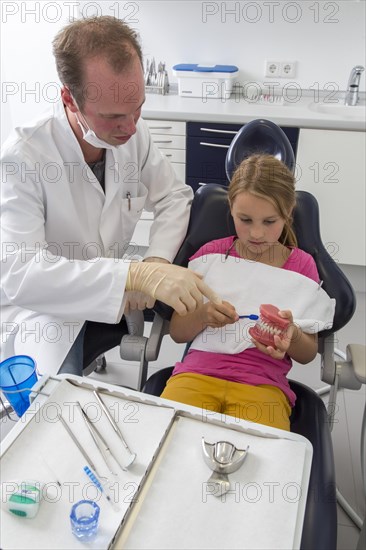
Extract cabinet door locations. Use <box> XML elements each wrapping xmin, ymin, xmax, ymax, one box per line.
<box><xmin>296</xmin><ymin>129</ymin><xmax>365</xmax><ymax>266</ymax></box>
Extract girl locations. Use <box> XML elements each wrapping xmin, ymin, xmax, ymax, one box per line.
<box><xmin>160</xmin><ymin>154</ymin><xmax>334</xmax><ymax>431</ymax></box>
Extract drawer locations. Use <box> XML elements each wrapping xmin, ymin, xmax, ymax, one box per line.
<box><xmin>159</xmin><ymin>148</ymin><xmax>186</xmax><ymax>163</ymax></box>
<box><xmin>186</xmin><ymin>136</ymin><xmax>231</xmax><ymax>181</ymax></box>
<box><xmin>146</xmin><ymin>120</ymin><xmax>186</xmax><ymax>136</ymax></box>
<box><xmin>151</xmin><ymin>134</ymin><xmax>186</xmax><ymax>149</ymax></box>
<box><xmin>171</xmin><ymin>163</ymin><xmax>186</xmax><ymax>183</ymax></box>
<box><xmin>187</xmin><ymin>121</ymin><xmax>240</xmax><ymax>138</ymax></box>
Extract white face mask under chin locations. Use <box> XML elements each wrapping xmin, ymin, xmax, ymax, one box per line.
<box><xmin>75</xmin><ymin>112</ymin><xmax>120</xmax><ymax>150</ymax></box>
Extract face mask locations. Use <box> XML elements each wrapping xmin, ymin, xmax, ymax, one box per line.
<box><xmin>75</xmin><ymin>112</ymin><xmax>119</xmax><ymax>150</ymax></box>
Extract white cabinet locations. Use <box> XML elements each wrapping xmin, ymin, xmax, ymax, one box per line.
<box><xmin>131</xmin><ymin>120</ymin><xmax>186</xmax><ymax>249</ymax></box>
<box><xmin>145</xmin><ymin>119</ymin><xmax>186</xmax><ymax>182</ymax></box>
<box><xmin>296</xmin><ymin>129</ymin><xmax>365</xmax><ymax>266</ymax></box>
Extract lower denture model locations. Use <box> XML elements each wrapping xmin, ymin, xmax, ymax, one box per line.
<box><xmin>248</xmin><ymin>304</ymin><xmax>290</xmax><ymax>347</ymax></box>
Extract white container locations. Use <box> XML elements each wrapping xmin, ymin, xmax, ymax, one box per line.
<box><xmin>172</xmin><ymin>64</ymin><xmax>239</xmax><ymax>99</ymax></box>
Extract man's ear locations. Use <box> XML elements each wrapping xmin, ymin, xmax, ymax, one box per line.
<box><xmin>61</xmin><ymin>86</ymin><xmax>78</xmax><ymax>113</ymax></box>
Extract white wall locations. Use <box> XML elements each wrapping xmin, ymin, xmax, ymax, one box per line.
<box><xmin>1</xmin><ymin>1</ymin><xmax>365</xmax><ymax>144</ymax></box>
<box><xmin>131</xmin><ymin>0</ymin><xmax>366</xmax><ymax>92</ymax></box>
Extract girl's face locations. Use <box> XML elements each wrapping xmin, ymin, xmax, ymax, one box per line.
<box><xmin>230</xmin><ymin>192</ymin><xmax>286</xmax><ymax>255</ymax></box>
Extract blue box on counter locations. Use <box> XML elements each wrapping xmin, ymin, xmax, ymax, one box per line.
<box><xmin>172</xmin><ymin>64</ymin><xmax>239</xmax><ymax>99</ymax></box>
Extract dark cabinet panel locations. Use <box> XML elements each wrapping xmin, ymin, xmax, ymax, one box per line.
<box><xmin>186</xmin><ymin>121</ymin><xmax>299</xmax><ymax>191</ymax></box>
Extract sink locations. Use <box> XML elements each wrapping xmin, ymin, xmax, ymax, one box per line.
<box><xmin>308</xmin><ymin>101</ymin><xmax>366</xmax><ymax>120</ymax></box>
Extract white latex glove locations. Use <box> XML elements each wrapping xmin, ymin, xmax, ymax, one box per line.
<box><xmin>124</xmin><ymin>291</ymin><xmax>156</xmax><ymax>315</ymax></box>
<box><xmin>126</xmin><ymin>262</ymin><xmax>222</xmax><ymax>315</ymax></box>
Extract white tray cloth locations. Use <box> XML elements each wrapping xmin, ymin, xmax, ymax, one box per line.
<box><xmin>116</xmin><ymin>415</ymin><xmax>308</xmax><ymax>550</ymax></box>
<box><xmin>0</xmin><ymin>376</ymin><xmax>312</xmax><ymax>550</ymax></box>
<box><xmin>0</xmin><ymin>378</ymin><xmax>176</xmax><ymax>550</ymax></box>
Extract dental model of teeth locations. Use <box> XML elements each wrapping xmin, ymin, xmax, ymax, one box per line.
<box><xmin>248</xmin><ymin>304</ymin><xmax>290</xmax><ymax>347</ymax></box>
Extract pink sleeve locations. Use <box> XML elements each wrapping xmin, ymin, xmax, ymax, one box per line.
<box><xmin>301</xmin><ymin>256</ymin><xmax>320</xmax><ymax>283</ymax></box>
<box><xmin>189</xmin><ymin>238</ymin><xmax>232</xmax><ymax>262</ymax></box>
<box><xmin>285</xmin><ymin>249</ymin><xmax>320</xmax><ymax>283</ymax></box>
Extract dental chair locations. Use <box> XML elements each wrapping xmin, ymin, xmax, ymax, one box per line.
<box><xmin>140</xmin><ymin>120</ymin><xmax>359</xmax><ymax>550</ymax></box>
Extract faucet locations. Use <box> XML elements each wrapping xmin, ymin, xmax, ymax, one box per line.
<box><xmin>345</xmin><ymin>65</ymin><xmax>364</xmax><ymax>106</ymax></box>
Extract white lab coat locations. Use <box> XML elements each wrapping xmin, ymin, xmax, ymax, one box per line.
<box><xmin>0</xmin><ymin>101</ymin><xmax>193</xmax><ymax>375</ymax></box>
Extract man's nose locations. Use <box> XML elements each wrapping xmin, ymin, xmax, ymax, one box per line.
<box><xmin>118</xmin><ymin>115</ymin><xmax>137</xmax><ymax>136</ymax></box>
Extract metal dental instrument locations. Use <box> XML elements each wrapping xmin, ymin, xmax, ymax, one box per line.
<box><xmin>58</xmin><ymin>413</ymin><xmax>101</xmax><ymax>477</ymax></box>
<box><xmin>93</xmin><ymin>390</ymin><xmax>136</xmax><ymax>467</ymax></box>
<box><xmin>77</xmin><ymin>402</ymin><xmax>127</xmax><ymax>475</ymax></box>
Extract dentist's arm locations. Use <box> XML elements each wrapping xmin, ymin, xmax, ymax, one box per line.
<box><xmin>126</xmin><ymin>261</ymin><xmax>222</xmax><ymax>316</ymax></box>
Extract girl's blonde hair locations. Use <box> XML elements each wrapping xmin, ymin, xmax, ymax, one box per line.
<box><xmin>228</xmin><ymin>154</ymin><xmax>297</xmax><ymax>247</ymax></box>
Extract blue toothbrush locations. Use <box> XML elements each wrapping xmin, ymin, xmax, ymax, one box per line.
<box><xmin>83</xmin><ymin>466</ymin><xmax>118</xmax><ymax>510</ymax></box>
<box><xmin>238</xmin><ymin>314</ymin><xmax>259</xmax><ymax>320</ymax></box>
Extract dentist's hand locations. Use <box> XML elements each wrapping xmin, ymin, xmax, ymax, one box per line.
<box><xmin>124</xmin><ymin>291</ymin><xmax>156</xmax><ymax>315</ymax></box>
<box><xmin>126</xmin><ymin>261</ymin><xmax>221</xmax><ymax>315</ymax></box>
<box><xmin>123</xmin><ymin>257</ymin><xmax>169</xmax><ymax>314</ymax></box>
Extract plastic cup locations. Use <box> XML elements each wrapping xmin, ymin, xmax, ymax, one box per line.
<box><xmin>70</xmin><ymin>500</ymin><xmax>100</xmax><ymax>541</ymax></box>
<box><xmin>0</xmin><ymin>355</ymin><xmax>38</xmax><ymax>417</ymax></box>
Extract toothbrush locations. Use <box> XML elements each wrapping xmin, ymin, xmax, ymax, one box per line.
<box><xmin>238</xmin><ymin>314</ymin><xmax>259</xmax><ymax>320</ymax></box>
<box><xmin>83</xmin><ymin>466</ymin><xmax>119</xmax><ymax>511</ymax></box>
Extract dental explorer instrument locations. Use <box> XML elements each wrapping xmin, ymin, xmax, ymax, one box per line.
<box><xmin>77</xmin><ymin>402</ymin><xmax>127</xmax><ymax>475</ymax></box>
<box><xmin>59</xmin><ymin>414</ymin><xmax>100</xmax><ymax>474</ymax></box>
<box><xmin>93</xmin><ymin>390</ymin><xmax>136</xmax><ymax>466</ymax></box>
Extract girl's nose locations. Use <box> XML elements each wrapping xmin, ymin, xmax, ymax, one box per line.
<box><xmin>250</xmin><ymin>226</ymin><xmax>264</xmax><ymax>239</ymax></box>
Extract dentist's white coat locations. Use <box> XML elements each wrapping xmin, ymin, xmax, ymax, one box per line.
<box><xmin>0</xmin><ymin>101</ymin><xmax>193</xmax><ymax>375</ymax></box>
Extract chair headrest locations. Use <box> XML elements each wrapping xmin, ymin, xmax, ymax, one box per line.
<box><xmin>225</xmin><ymin>119</ymin><xmax>295</xmax><ymax>180</ymax></box>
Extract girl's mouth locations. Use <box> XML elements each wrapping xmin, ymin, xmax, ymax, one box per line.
<box><xmin>248</xmin><ymin>304</ymin><xmax>290</xmax><ymax>347</ymax></box>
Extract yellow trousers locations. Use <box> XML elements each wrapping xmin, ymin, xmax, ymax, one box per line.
<box><xmin>160</xmin><ymin>373</ymin><xmax>291</xmax><ymax>431</ymax></box>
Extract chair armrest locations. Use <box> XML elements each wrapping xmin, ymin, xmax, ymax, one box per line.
<box><xmin>145</xmin><ymin>313</ymin><xmax>170</xmax><ymax>362</ymax></box>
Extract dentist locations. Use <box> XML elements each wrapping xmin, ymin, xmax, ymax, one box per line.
<box><xmin>0</xmin><ymin>16</ymin><xmax>218</xmax><ymax>376</ymax></box>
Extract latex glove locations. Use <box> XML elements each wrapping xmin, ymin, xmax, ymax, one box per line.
<box><xmin>126</xmin><ymin>262</ymin><xmax>221</xmax><ymax>315</ymax></box>
<box><xmin>124</xmin><ymin>291</ymin><xmax>156</xmax><ymax>315</ymax></box>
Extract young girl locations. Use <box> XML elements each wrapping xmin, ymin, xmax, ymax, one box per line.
<box><xmin>160</xmin><ymin>154</ymin><xmax>335</xmax><ymax>431</ymax></box>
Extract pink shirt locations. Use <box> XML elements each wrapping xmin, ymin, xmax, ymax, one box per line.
<box><xmin>172</xmin><ymin>236</ymin><xmax>320</xmax><ymax>406</ymax></box>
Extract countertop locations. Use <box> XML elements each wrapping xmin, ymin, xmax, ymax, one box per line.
<box><xmin>143</xmin><ymin>90</ymin><xmax>366</xmax><ymax>131</ymax></box>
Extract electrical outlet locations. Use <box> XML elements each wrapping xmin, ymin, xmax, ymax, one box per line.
<box><xmin>265</xmin><ymin>60</ymin><xmax>281</xmax><ymax>77</ymax></box>
<box><xmin>265</xmin><ymin>60</ymin><xmax>297</xmax><ymax>78</ymax></box>
<box><xmin>280</xmin><ymin>61</ymin><xmax>297</xmax><ymax>78</ymax></box>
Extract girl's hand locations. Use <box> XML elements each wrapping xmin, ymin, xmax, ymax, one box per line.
<box><xmin>200</xmin><ymin>300</ymin><xmax>238</xmax><ymax>328</ymax></box>
<box><xmin>251</xmin><ymin>309</ymin><xmax>295</xmax><ymax>359</ymax></box>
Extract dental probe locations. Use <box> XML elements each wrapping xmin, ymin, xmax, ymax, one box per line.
<box><xmin>93</xmin><ymin>390</ymin><xmax>136</xmax><ymax>467</ymax></box>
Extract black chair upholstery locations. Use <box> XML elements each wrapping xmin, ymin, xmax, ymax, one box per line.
<box><xmin>225</xmin><ymin>118</ymin><xmax>296</xmax><ymax>179</ymax></box>
<box><xmin>145</xmin><ymin>182</ymin><xmax>356</xmax><ymax>550</ymax></box>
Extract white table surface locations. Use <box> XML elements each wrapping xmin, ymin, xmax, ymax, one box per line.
<box><xmin>0</xmin><ymin>375</ymin><xmax>313</xmax><ymax>550</ymax></box>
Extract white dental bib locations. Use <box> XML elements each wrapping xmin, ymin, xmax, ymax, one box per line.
<box><xmin>189</xmin><ymin>254</ymin><xmax>335</xmax><ymax>355</ymax></box>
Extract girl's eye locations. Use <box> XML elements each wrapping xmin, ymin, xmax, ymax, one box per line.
<box><xmin>264</xmin><ymin>220</ymin><xmax>276</xmax><ymax>225</ymax></box>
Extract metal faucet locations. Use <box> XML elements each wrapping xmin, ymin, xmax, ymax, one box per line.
<box><xmin>345</xmin><ymin>65</ymin><xmax>364</xmax><ymax>106</ymax></box>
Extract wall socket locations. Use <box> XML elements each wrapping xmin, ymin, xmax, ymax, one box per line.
<box><xmin>264</xmin><ymin>60</ymin><xmax>297</xmax><ymax>79</ymax></box>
